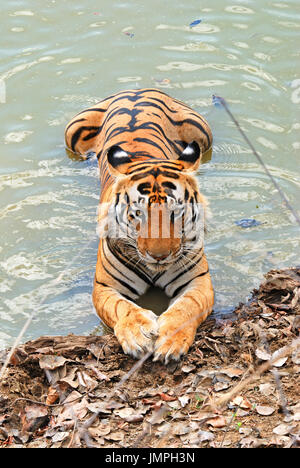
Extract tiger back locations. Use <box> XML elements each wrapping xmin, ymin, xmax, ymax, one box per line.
<box><xmin>65</xmin><ymin>88</ymin><xmax>214</xmax><ymax>364</ymax></box>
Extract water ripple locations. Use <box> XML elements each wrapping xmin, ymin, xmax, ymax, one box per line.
<box><xmin>0</xmin><ymin>0</ymin><xmax>299</xmax><ymax>347</ymax></box>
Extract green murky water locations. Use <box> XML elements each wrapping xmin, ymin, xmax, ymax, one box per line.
<box><xmin>0</xmin><ymin>0</ymin><xmax>299</xmax><ymax>348</ymax></box>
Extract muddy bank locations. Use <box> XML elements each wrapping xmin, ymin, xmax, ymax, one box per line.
<box><xmin>0</xmin><ymin>268</ymin><xmax>299</xmax><ymax>448</ymax></box>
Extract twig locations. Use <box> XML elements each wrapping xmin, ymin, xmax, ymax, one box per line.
<box><xmin>211</xmin><ymin>337</ymin><xmax>300</xmax><ymax>410</ymax></box>
<box><xmin>219</xmin><ymin>367</ymin><xmax>251</xmax><ymax>448</ymax></box>
<box><xmin>253</xmin><ymin>323</ymin><xmax>291</xmax><ymax>418</ymax></box>
<box><xmin>7</xmin><ymin>388</ymin><xmax>95</xmax><ymax>409</ymax></box>
<box><xmin>214</xmin><ymin>95</ymin><xmax>300</xmax><ymax>227</ymax></box>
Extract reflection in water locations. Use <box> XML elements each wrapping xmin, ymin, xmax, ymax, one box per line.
<box><xmin>0</xmin><ymin>0</ymin><xmax>299</xmax><ymax>348</ymax></box>
<box><xmin>136</xmin><ymin>287</ymin><xmax>170</xmax><ymax>316</ymax></box>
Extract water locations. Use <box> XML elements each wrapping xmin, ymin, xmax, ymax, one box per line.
<box><xmin>0</xmin><ymin>0</ymin><xmax>299</xmax><ymax>349</ymax></box>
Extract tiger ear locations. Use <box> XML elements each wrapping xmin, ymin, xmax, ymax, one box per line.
<box><xmin>107</xmin><ymin>146</ymin><xmax>132</xmax><ymax>176</ymax></box>
<box><xmin>177</xmin><ymin>141</ymin><xmax>202</xmax><ymax>172</ymax></box>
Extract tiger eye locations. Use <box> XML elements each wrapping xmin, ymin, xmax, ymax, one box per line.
<box><xmin>136</xmin><ymin>210</ymin><xmax>142</xmax><ymax>216</ymax></box>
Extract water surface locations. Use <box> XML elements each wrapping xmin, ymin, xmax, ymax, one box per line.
<box><xmin>0</xmin><ymin>0</ymin><xmax>299</xmax><ymax>348</ymax></box>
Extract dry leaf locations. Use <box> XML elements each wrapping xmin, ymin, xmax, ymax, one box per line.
<box><xmin>259</xmin><ymin>383</ymin><xmax>275</xmax><ymax>396</ymax></box>
<box><xmin>180</xmin><ymin>431</ymin><xmax>200</xmax><ymax>445</ymax></box>
<box><xmin>155</xmin><ymin>422</ymin><xmax>171</xmax><ymax>437</ymax></box>
<box><xmin>207</xmin><ymin>415</ymin><xmax>227</xmax><ymax>428</ymax></box>
<box><xmin>271</xmin><ymin>349</ymin><xmax>288</xmax><ymax>367</ymax></box>
<box><xmin>114</xmin><ymin>407</ymin><xmax>143</xmax><ymax>422</ymax></box>
<box><xmin>114</xmin><ymin>407</ymin><xmax>135</xmax><ymax>419</ymax></box>
<box><xmin>214</xmin><ymin>381</ymin><xmax>230</xmax><ymax>392</ymax></box>
<box><xmin>56</xmin><ymin>392</ymin><xmax>88</xmax><ymax>424</ymax></box>
<box><xmin>272</xmin><ymin>423</ymin><xmax>293</xmax><ymax>435</ymax></box>
<box><xmin>181</xmin><ymin>364</ymin><xmax>196</xmax><ymax>373</ymax></box>
<box><xmin>88</xmin><ymin>365</ymin><xmax>110</xmax><ymax>381</ymax></box>
<box><xmin>86</xmin><ymin>402</ymin><xmax>111</xmax><ymax>414</ymax></box>
<box><xmin>256</xmin><ymin>405</ymin><xmax>276</xmax><ymax>416</ymax></box>
<box><xmin>198</xmin><ymin>430</ymin><xmax>215</xmax><ymax>442</ymax></box>
<box><xmin>88</xmin><ymin>424</ymin><xmax>111</xmax><ymax>438</ymax></box>
<box><xmin>178</xmin><ymin>395</ymin><xmax>190</xmax><ymax>408</ymax></box>
<box><xmin>141</xmin><ymin>398</ymin><xmax>157</xmax><ymax>406</ymax></box>
<box><xmin>269</xmin><ymin>435</ymin><xmax>292</xmax><ymax>447</ymax></box>
<box><xmin>172</xmin><ymin>423</ymin><xmax>191</xmax><ymax>436</ymax></box>
<box><xmin>51</xmin><ymin>431</ymin><xmax>70</xmax><ymax>443</ymax></box>
<box><xmin>46</xmin><ymin>386</ymin><xmax>59</xmax><ymax>405</ymax></box>
<box><xmin>58</xmin><ymin>367</ymin><xmax>79</xmax><ymax>389</ymax></box>
<box><xmin>239</xmin><ymin>436</ymin><xmax>266</xmax><ymax>448</ymax></box>
<box><xmin>39</xmin><ymin>355</ymin><xmax>69</xmax><ymax>370</ymax></box>
<box><xmin>292</xmin><ymin>349</ymin><xmax>300</xmax><ymax>365</ymax></box>
<box><xmin>77</xmin><ymin>371</ymin><xmax>98</xmax><ymax>391</ymax></box>
<box><xmin>21</xmin><ymin>405</ymin><xmax>48</xmax><ymax>433</ymax></box>
<box><xmin>230</xmin><ymin>396</ymin><xmax>252</xmax><ymax>410</ymax></box>
<box><xmin>255</xmin><ymin>348</ymin><xmax>271</xmax><ymax>361</ymax></box>
<box><xmin>148</xmin><ymin>405</ymin><xmax>169</xmax><ymax>425</ymax></box>
<box><xmin>221</xmin><ymin>367</ymin><xmax>244</xmax><ymax>378</ymax></box>
<box><xmin>105</xmin><ymin>431</ymin><xmax>124</xmax><ymax>441</ymax></box>
<box><xmin>157</xmin><ymin>392</ymin><xmax>177</xmax><ymax>402</ymax></box>
<box><xmin>8</xmin><ymin>349</ymin><xmax>27</xmax><ymax>366</ymax></box>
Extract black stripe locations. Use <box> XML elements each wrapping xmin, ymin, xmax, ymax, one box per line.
<box><xmin>95</xmin><ymin>278</ymin><xmax>133</xmax><ymax>301</ymax></box>
<box><xmin>127</xmin><ymin>160</ymin><xmax>181</xmax><ymax>175</ymax></box>
<box><xmin>107</xmin><ymin>89</ymin><xmax>165</xmax><ymax>108</ymax></box>
<box><xmin>133</xmin><ymin>137</ymin><xmax>170</xmax><ymax>158</ymax></box>
<box><xmin>102</xmin><ymin>243</ymin><xmax>134</xmax><ymax>282</ymax></box>
<box><xmin>95</xmin><ymin>280</ymin><xmax>110</xmax><ymax>288</ymax></box>
<box><xmin>147</xmin><ymin>96</ymin><xmax>178</xmax><ymax>113</ymax></box>
<box><xmin>65</xmin><ymin>118</ymin><xmax>86</xmax><ymax>133</ymax></box>
<box><xmin>127</xmin><ymin>164</ymin><xmax>153</xmax><ymax>174</ymax></box>
<box><xmin>131</xmin><ymin>168</ymin><xmax>180</xmax><ymax>181</ymax></box>
<box><xmin>145</xmin><ymin>121</ymin><xmax>183</xmax><ymax>156</ymax></box>
<box><xmin>163</xmin><ymin>251</ymin><xmax>203</xmax><ymax>291</ymax></box>
<box><xmin>137</xmin><ymin>182</ymin><xmax>151</xmax><ymax>194</ymax></box>
<box><xmin>102</xmin><ymin>263</ymin><xmax>139</xmax><ymax>296</ymax></box>
<box><xmin>170</xmin><ymin>269</ymin><xmax>209</xmax><ymax>298</ymax></box>
<box><xmin>162</xmin><ymin>181</ymin><xmax>176</xmax><ymax>190</ymax></box>
<box><xmin>77</xmin><ymin>107</ymin><xmax>107</xmax><ymax>116</ymax></box>
<box><xmin>70</xmin><ymin>125</ymin><xmax>102</xmax><ymax>152</ymax></box>
<box><xmin>135</xmin><ymin>101</ymin><xmax>211</xmax><ymax>147</ymax></box>
<box><xmin>106</xmin><ymin>240</ymin><xmax>153</xmax><ymax>286</ymax></box>
<box><xmin>83</xmin><ymin>127</ymin><xmax>103</xmax><ymax>141</ymax></box>
<box><xmin>159</xmin><ymin>164</ymin><xmax>182</xmax><ymax>171</ymax></box>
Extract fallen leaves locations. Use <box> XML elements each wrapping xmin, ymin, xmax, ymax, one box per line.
<box><xmin>255</xmin><ymin>347</ymin><xmax>288</xmax><ymax>367</ymax></box>
<box><xmin>157</xmin><ymin>392</ymin><xmax>177</xmax><ymax>402</ymax></box>
<box><xmin>46</xmin><ymin>387</ymin><xmax>59</xmax><ymax>406</ymax></box>
<box><xmin>20</xmin><ymin>405</ymin><xmax>48</xmax><ymax>434</ymax></box>
<box><xmin>0</xmin><ymin>268</ymin><xmax>299</xmax><ymax>448</ymax></box>
<box><xmin>207</xmin><ymin>415</ymin><xmax>227</xmax><ymax>428</ymax></box>
<box><xmin>256</xmin><ymin>405</ymin><xmax>276</xmax><ymax>416</ymax></box>
<box><xmin>39</xmin><ymin>355</ymin><xmax>69</xmax><ymax>371</ymax></box>
<box><xmin>229</xmin><ymin>396</ymin><xmax>252</xmax><ymax>411</ymax></box>
<box><xmin>114</xmin><ymin>407</ymin><xmax>144</xmax><ymax>423</ymax></box>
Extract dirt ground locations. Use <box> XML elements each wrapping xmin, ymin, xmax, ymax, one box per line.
<box><xmin>0</xmin><ymin>268</ymin><xmax>299</xmax><ymax>448</ymax></box>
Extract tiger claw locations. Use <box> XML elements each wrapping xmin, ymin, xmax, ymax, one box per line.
<box><xmin>153</xmin><ymin>315</ymin><xmax>196</xmax><ymax>364</ymax></box>
<box><xmin>114</xmin><ymin>309</ymin><xmax>158</xmax><ymax>360</ymax></box>
<box><xmin>153</xmin><ymin>343</ymin><xmax>187</xmax><ymax>365</ymax></box>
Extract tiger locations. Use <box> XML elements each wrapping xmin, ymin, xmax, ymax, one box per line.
<box><xmin>65</xmin><ymin>88</ymin><xmax>214</xmax><ymax>364</ymax></box>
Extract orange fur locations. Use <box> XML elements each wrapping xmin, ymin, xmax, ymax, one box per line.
<box><xmin>65</xmin><ymin>88</ymin><xmax>214</xmax><ymax>363</ymax></box>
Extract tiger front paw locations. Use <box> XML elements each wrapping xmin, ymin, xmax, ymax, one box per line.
<box><xmin>153</xmin><ymin>314</ymin><xmax>197</xmax><ymax>364</ymax></box>
<box><xmin>114</xmin><ymin>308</ymin><xmax>158</xmax><ymax>359</ymax></box>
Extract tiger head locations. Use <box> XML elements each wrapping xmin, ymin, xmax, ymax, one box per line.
<box><xmin>101</xmin><ymin>142</ymin><xmax>207</xmax><ymax>272</ymax></box>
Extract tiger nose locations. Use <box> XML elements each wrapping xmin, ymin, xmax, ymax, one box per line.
<box><xmin>147</xmin><ymin>251</ymin><xmax>170</xmax><ymax>261</ymax></box>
